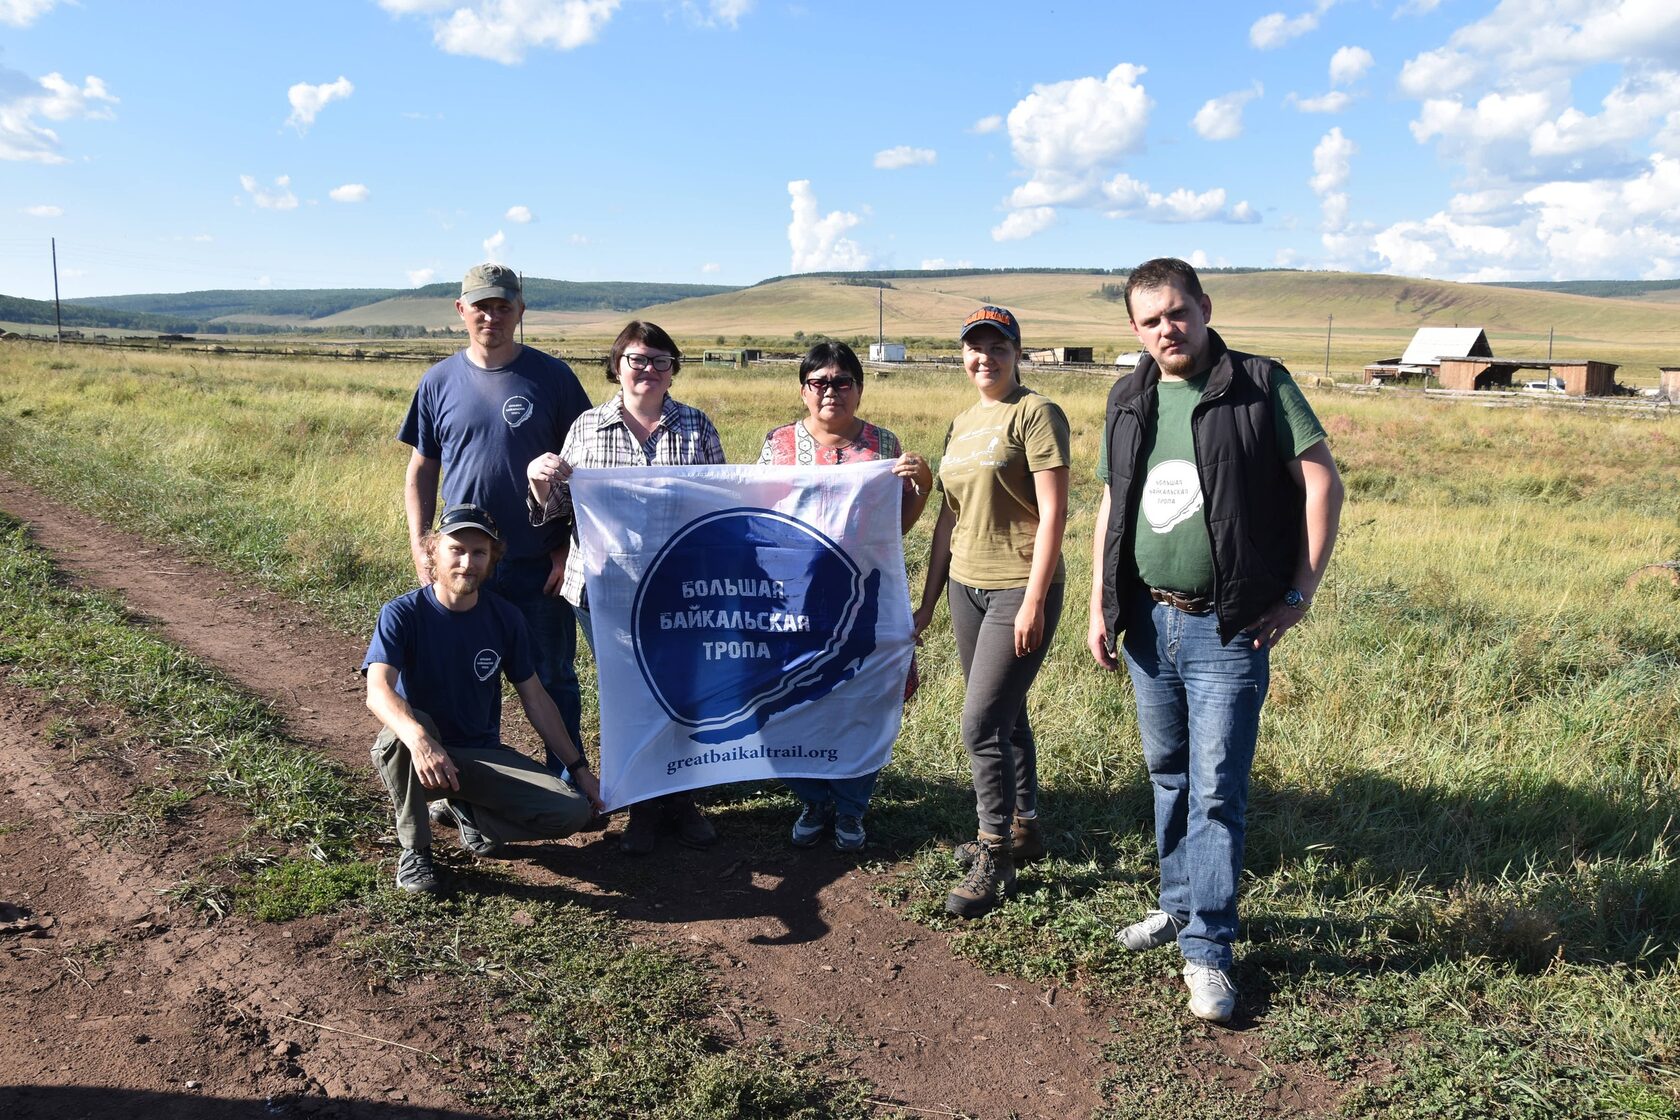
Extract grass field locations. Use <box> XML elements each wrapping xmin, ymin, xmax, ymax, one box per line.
<box><xmin>1</xmin><ymin>339</ymin><xmax>1676</xmax><ymax>1117</ymax></box>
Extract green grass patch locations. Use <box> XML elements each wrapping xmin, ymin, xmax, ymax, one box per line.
<box><xmin>352</xmin><ymin>891</ymin><xmax>872</xmax><ymax>1120</ymax></box>
<box><xmin>3</xmin><ymin>346</ymin><xmax>1678</xmax><ymax>1116</ymax></box>
<box><xmin>0</xmin><ymin>512</ymin><xmax>378</xmax><ymax>859</ymax></box>
<box><xmin>235</xmin><ymin>857</ymin><xmax>381</xmax><ymax>922</ymax></box>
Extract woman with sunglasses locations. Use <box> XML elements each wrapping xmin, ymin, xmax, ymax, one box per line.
<box><xmin>526</xmin><ymin>320</ymin><xmax>725</xmax><ymax>856</ymax></box>
<box><xmin>757</xmin><ymin>340</ymin><xmax>932</xmax><ymax>851</ymax></box>
<box><xmin>913</xmin><ymin>306</ymin><xmax>1070</xmax><ymax>919</ymax></box>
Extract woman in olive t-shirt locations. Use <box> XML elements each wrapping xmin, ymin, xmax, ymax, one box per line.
<box><xmin>913</xmin><ymin>306</ymin><xmax>1071</xmax><ymax>919</ymax></box>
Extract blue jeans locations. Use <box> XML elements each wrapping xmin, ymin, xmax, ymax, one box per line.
<box><xmin>486</xmin><ymin>554</ymin><xmax>582</xmax><ymax>774</ymax></box>
<box><xmin>784</xmin><ymin>773</ymin><xmax>880</xmax><ymax>819</ymax></box>
<box><xmin>1121</xmin><ymin>588</ymin><xmax>1269</xmax><ymax>968</ymax></box>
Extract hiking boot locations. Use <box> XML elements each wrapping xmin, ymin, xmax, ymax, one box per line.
<box><xmin>945</xmin><ymin>835</ymin><xmax>1014</xmax><ymax>919</ymax></box>
<box><xmin>667</xmin><ymin>795</ymin><xmax>717</xmax><ymax>850</ymax></box>
<box><xmin>447</xmin><ymin>801</ymin><xmax>505</xmax><ymax>858</ymax></box>
<box><xmin>791</xmin><ymin>802</ymin><xmax>831</xmax><ymax>848</ymax></box>
<box><xmin>395</xmin><ymin>848</ymin><xmax>440</xmax><ymax>894</ymax></box>
<box><xmin>620</xmin><ymin>801</ymin><xmax>660</xmax><ymax>855</ymax></box>
<box><xmin>954</xmin><ymin>815</ymin><xmax>1047</xmax><ymax>868</ymax></box>
<box><xmin>1118</xmin><ymin>909</ymin><xmax>1186</xmax><ymax>953</ymax></box>
<box><xmin>833</xmin><ymin>815</ymin><xmax>866</xmax><ymax>853</ymax></box>
<box><xmin>1183</xmin><ymin>961</ymin><xmax>1238</xmax><ymax>1023</ymax></box>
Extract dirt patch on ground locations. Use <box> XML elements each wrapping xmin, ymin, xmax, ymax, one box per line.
<box><xmin>0</xmin><ymin>474</ymin><xmax>1124</xmax><ymax>1118</ymax></box>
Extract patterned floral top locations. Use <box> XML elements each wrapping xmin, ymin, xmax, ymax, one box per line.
<box><xmin>756</xmin><ymin>419</ymin><xmax>902</xmax><ymax>466</ymax></box>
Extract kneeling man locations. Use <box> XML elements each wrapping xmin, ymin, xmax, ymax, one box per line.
<box><xmin>364</xmin><ymin>504</ymin><xmax>604</xmax><ymax>894</ymax></box>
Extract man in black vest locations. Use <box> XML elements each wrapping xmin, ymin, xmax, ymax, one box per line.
<box><xmin>1086</xmin><ymin>257</ymin><xmax>1344</xmax><ymax>1022</ymax></box>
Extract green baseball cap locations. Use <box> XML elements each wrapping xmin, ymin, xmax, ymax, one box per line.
<box><xmin>460</xmin><ymin>262</ymin><xmax>521</xmax><ymax>305</ymax></box>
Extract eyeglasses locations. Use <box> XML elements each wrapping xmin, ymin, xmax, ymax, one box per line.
<box><xmin>624</xmin><ymin>353</ymin><xmax>676</xmax><ymax>373</ymax></box>
<box><xmin>803</xmin><ymin>377</ymin><xmax>857</xmax><ymax>394</ymax></box>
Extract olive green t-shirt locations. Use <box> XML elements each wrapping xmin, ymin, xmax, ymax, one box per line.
<box><xmin>1097</xmin><ymin>369</ymin><xmax>1326</xmax><ymax>595</ymax></box>
<box><xmin>938</xmin><ymin>384</ymin><xmax>1072</xmax><ymax>589</ymax></box>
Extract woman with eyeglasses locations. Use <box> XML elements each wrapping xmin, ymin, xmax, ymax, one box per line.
<box><xmin>756</xmin><ymin>340</ymin><xmax>932</xmax><ymax>852</ymax></box>
<box><xmin>526</xmin><ymin>320</ymin><xmax>725</xmax><ymax>857</ymax></box>
<box><xmin>912</xmin><ymin>306</ymin><xmax>1070</xmax><ymax>919</ymax></box>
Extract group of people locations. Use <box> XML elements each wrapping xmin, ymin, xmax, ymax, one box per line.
<box><xmin>362</xmin><ymin>257</ymin><xmax>1344</xmax><ymax>1023</ymax></box>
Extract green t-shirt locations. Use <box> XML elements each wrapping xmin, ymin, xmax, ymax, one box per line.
<box><xmin>1097</xmin><ymin>369</ymin><xmax>1326</xmax><ymax>595</ymax></box>
<box><xmin>937</xmin><ymin>384</ymin><xmax>1072</xmax><ymax>589</ymax></box>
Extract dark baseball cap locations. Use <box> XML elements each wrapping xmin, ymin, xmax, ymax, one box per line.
<box><xmin>460</xmin><ymin>262</ymin><xmax>521</xmax><ymax>305</ymax></box>
<box><xmin>437</xmin><ymin>503</ymin><xmax>500</xmax><ymax>541</ymax></box>
<box><xmin>960</xmin><ymin>305</ymin><xmax>1021</xmax><ymax>344</ymax></box>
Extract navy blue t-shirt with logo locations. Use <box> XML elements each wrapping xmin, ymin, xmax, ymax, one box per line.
<box><xmin>399</xmin><ymin>347</ymin><xmax>591</xmax><ymax>563</ymax></box>
<box><xmin>362</xmin><ymin>586</ymin><xmax>536</xmax><ymax>752</ymax></box>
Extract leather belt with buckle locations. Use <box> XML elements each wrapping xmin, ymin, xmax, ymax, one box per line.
<box><xmin>1149</xmin><ymin>586</ymin><xmax>1213</xmax><ymax>614</ymax></box>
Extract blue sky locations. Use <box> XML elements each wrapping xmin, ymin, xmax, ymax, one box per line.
<box><xmin>4</xmin><ymin>0</ymin><xmax>1680</xmax><ymax>299</ymax></box>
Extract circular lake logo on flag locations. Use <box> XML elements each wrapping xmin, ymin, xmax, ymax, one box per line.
<box><xmin>501</xmin><ymin>396</ymin><xmax>533</xmax><ymax>428</ymax></box>
<box><xmin>632</xmin><ymin>507</ymin><xmax>880</xmax><ymax>743</ymax></box>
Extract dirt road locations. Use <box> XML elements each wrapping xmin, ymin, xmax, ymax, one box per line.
<box><xmin>0</xmin><ymin>474</ymin><xmax>1113</xmax><ymax>1119</ymax></box>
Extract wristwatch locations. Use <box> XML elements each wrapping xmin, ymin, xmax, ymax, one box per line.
<box><xmin>1282</xmin><ymin>587</ymin><xmax>1308</xmax><ymax>610</ymax></box>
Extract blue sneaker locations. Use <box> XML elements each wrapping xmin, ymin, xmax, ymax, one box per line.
<box><xmin>833</xmin><ymin>815</ymin><xmax>866</xmax><ymax>853</ymax></box>
<box><xmin>791</xmin><ymin>802</ymin><xmax>831</xmax><ymax>848</ymax></box>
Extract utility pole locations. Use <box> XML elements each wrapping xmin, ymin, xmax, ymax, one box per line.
<box><xmin>1323</xmin><ymin>314</ymin><xmax>1333</xmax><ymax>379</ymax></box>
<box><xmin>518</xmin><ymin>270</ymin><xmax>525</xmax><ymax>346</ymax></box>
<box><xmin>51</xmin><ymin>237</ymin><xmax>63</xmax><ymax>343</ymax></box>
<box><xmin>877</xmin><ymin>287</ymin><xmax>884</xmax><ymax>349</ymax></box>
<box><xmin>1547</xmin><ymin>325</ymin><xmax>1553</xmax><ymax>359</ymax></box>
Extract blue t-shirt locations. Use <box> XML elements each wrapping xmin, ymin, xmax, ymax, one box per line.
<box><xmin>362</xmin><ymin>586</ymin><xmax>536</xmax><ymax>752</ymax></box>
<box><xmin>399</xmin><ymin>346</ymin><xmax>591</xmax><ymax>562</ymax></box>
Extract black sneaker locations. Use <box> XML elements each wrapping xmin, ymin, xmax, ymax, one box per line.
<box><xmin>446</xmin><ymin>801</ymin><xmax>505</xmax><ymax>857</ymax></box>
<box><xmin>395</xmin><ymin>848</ymin><xmax>441</xmax><ymax>894</ymax></box>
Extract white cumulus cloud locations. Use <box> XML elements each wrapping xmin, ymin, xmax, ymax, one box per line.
<box><xmin>787</xmin><ymin>179</ymin><xmax>873</xmax><ymax>271</ymax></box>
<box><xmin>701</xmin><ymin>262</ymin><xmax>721</xmax><ymax>274</ymax></box>
<box><xmin>991</xmin><ymin>207</ymin><xmax>1057</xmax><ymax>242</ymax></box>
<box><xmin>1289</xmin><ymin>91</ymin><xmax>1352</xmax><ymax>113</ymax></box>
<box><xmin>1329</xmin><ymin>45</ymin><xmax>1374</xmax><ymax>86</ymax></box>
<box><xmin>408</xmin><ymin>267</ymin><xmax>436</xmax><ymax>286</ymax></box>
<box><xmin>1102</xmin><ymin>174</ymin><xmax>1261</xmax><ymax>223</ymax></box>
<box><xmin>874</xmin><ymin>145</ymin><xmax>936</xmax><ymax>169</ymax></box>
<box><xmin>505</xmin><ymin>204</ymin><xmax>534</xmax><ymax>222</ymax></box>
<box><xmin>683</xmin><ymin>0</ymin><xmax>752</xmax><ymax>28</ymax></box>
<box><xmin>329</xmin><ymin>183</ymin><xmax>370</xmax><ymax>202</ymax></box>
<box><xmin>239</xmin><ymin>174</ymin><xmax>299</xmax><ymax>210</ymax></box>
<box><xmin>286</xmin><ymin>76</ymin><xmax>353</xmax><ymax>133</ymax></box>
<box><xmin>0</xmin><ymin>0</ymin><xmax>60</xmax><ymax>27</ymax></box>
<box><xmin>1004</xmin><ymin>63</ymin><xmax>1152</xmax><ymax>209</ymax></box>
<box><xmin>382</xmin><ymin>0</ymin><xmax>621</xmax><ymax>65</ymax></box>
<box><xmin>1250</xmin><ymin>0</ymin><xmax>1337</xmax><ymax>50</ymax></box>
<box><xmin>0</xmin><ymin>70</ymin><xmax>117</xmax><ymax>163</ymax></box>
<box><xmin>23</xmin><ymin>203</ymin><xmax>61</xmax><ymax>217</ymax></box>
<box><xmin>483</xmin><ymin>229</ymin><xmax>507</xmax><ymax>260</ymax></box>
<box><xmin>1192</xmin><ymin>83</ymin><xmax>1263</xmax><ymax>141</ymax></box>
<box><xmin>921</xmin><ymin>258</ymin><xmax>974</xmax><ymax>269</ymax></box>
<box><xmin>970</xmin><ymin>114</ymin><xmax>1003</xmax><ymax>134</ymax></box>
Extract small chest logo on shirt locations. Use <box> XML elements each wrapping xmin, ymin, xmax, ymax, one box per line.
<box><xmin>1141</xmin><ymin>459</ymin><xmax>1204</xmax><ymax>534</ymax></box>
<box><xmin>502</xmin><ymin>396</ymin><xmax>534</xmax><ymax>428</ymax></box>
<box><xmin>474</xmin><ymin>649</ymin><xmax>501</xmax><ymax>681</ymax></box>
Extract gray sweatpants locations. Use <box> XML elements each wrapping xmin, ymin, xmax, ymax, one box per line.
<box><xmin>372</xmin><ymin>709</ymin><xmax>592</xmax><ymax>852</ymax></box>
<box><xmin>947</xmin><ymin>579</ymin><xmax>1065</xmax><ymax>835</ymax></box>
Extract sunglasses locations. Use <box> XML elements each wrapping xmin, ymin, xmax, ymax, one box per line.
<box><xmin>803</xmin><ymin>377</ymin><xmax>857</xmax><ymax>393</ymax></box>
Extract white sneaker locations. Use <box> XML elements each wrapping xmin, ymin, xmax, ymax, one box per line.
<box><xmin>1117</xmin><ymin>909</ymin><xmax>1185</xmax><ymax>952</ymax></box>
<box><xmin>1182</xmin><ymin>961</ymin><xmax>1238</xmax><ymax>1023</ymax></box>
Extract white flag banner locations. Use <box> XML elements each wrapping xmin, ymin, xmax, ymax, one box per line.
<box><xmin>569</xmin><ymin>460</ymin><xmax>913</xmax><ymax>812</ymax></box>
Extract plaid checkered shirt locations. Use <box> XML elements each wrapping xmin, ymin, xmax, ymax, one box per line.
<box><xmin>528</xmin><ymin>392</ymin><xmax>726</xmax><ymax>606</ymax></box>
